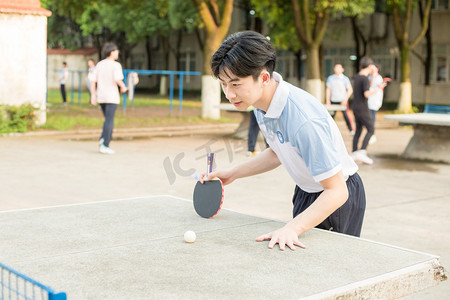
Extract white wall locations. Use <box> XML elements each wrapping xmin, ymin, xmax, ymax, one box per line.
<box><xmin>0</xmin><ymin>13</ymin><xmax>48</xmax><ymax>124</ymax></box>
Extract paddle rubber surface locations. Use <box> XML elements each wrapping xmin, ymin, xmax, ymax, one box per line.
<box><xmin>193</xmin><ymin>179</ymin><xmax>224</xmax><ymax>218</ymax></box>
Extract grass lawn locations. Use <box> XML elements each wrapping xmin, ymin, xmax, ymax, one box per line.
<box><xmin>42</xmin><ymin>89</ymin><xmax>237</xmax><ymax>131</ymax></box>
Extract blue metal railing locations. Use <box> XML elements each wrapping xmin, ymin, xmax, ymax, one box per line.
<box><xmin>122</xmin><ymin>70</ymin><xmax>201</xmax><ymax>115</ymax></box>
<box><xmin>52</xmin><ymin>69</ymin><xmax>201</xmax><ymax>115</ymax></box>
<box><xmin>0</xmin><ymin>262</ymin><xmax>66</xmax><ymax>300</ymax></box>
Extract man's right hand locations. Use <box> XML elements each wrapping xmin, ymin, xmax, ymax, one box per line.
<box><xmin>120</xmin><ymin>86</ymin><xmax>128</xmax><ymax>94</ymax></box>
<box><xmin>90</xmin><ymin>95</ymin><xmax>97</xmax><ymax>106</ymax></box>
<box><xmin>198</xmin><ymin>169</ymin><xmax>235</xmax><ymax>186</ymax></box>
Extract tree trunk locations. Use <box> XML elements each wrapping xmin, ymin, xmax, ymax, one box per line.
<box><xmin>201</xmin><ymin>32</ymin><xmax>223</xmax><ymax>119</ymax></box>
<box><xmin>159</xmin><ymin>36</ymin><xmax>170</xmax><ymax>96</ymax></box>
<box><xmin>202</xmin><ymin>33</ymin><xmax>222</xmax><ymax>75</ymax></box>
<box><xmin>398</xmin><ymin>47</ymin><xmax>413</xmax><ymax>112</ymax></box>
<box><xmin>305</xmin><ymin>45</ymin><xmax>322</xmax><ymax>102</ymax></box>
<box><xmin>145</xmin><ymin>36</ymin><xmax>152</xmax><ymax>70</ymax></box>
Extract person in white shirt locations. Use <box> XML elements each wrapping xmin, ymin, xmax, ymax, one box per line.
<box><xmin>90</xmin><ymin>43</ymin><xmax>127</xmax><ymax>154</ymax></box>
<box><xmin>86</xmin><ymin>58</ymin><xmax>96</xmax><ymax>96</ymax></box>
<box><xmin>367</xmin><ymin>64</ymin><xmax>384</xmax><ymax>144</ymax></box>
<box><xmin>59</xmin><ymin>62</ymin><xmax>69</xmax><ymax>103</ymax></box>
<box><xmin>200</xmin><ymin>31</ymin><xmax>366</xmax><ymax>251</ymax></box>
<box><xmin>325</xmin><ymin>63</ymin><xmax>354</xmax><ymax>134</ymax></box>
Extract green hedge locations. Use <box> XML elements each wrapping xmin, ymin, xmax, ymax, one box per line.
<box><xmin>0</xmin><ymin>104</ymin><xmax>37</xmax><ymax>134</ymax></box>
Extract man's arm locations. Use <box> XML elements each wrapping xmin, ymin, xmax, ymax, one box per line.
<box><xmin>325</xmin><ymin>86</ymin><xmax>331</xmax><ymax>105</ymax></box>
<box><xmin>116</xmin><ymin>79</ymin><xmax>128</xmax><ymax>94</ymax></box>
<box><xmin>364</xmin><ymin>85</ymin><xmax>384</xmax><ymax>98</ymax></box>
<box><xmin>345</xmin><ymin>85</ymin><xmax>353</xmax><ymax>103</ymax></box>
<box><xmin>364</xmin><ymin>78</ymin><xmax>386</xmax><ymax>98</ymax></box>
<box><xmin>202</xmin><ymin>147</ymin><xmax>281</xmax><ymax>185</ymax></box>
<box><xmin>90</xmin><ymin>80</ymin><xmax>97</xmax><ymax>105</ymax></box>
<box><xmin>256</xmin><ymin>170</ymin><xmax>348</xmax><ymax>250</ymax></box>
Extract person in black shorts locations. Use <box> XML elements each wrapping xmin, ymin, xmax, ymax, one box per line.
<box><xmin>352</xmin><ymin>57</ymin><xmax>386</xmax><ymax>165</ymax></box>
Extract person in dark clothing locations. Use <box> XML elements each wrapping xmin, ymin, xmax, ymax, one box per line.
<box><xmin>351</xmin><ymin>57</ymin><xmax>386</xmax><ymax>165</ymax></box>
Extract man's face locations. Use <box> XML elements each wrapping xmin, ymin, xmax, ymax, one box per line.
<box><xmin>218</xmin><ymin>69</ymin><xmax>265</xmax><ymax>111</ymax></box>
<box><xmin>110</xmin><ymin>49</ymin><xmax>119</xmax><ymax>60</ymax></box>
<box><xmin>370</xmin><ymin>64</ymin><xmax>378</xmax><ymax>74</ymax></box>
<box><xmin>334</xmin><ymin>64</ymin><xmax>344</xmax><ymax>75</ymax></box>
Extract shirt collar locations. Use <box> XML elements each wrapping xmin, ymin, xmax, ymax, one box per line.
<box><xmin>264</xmin><ymin>72</ymin><xmax>289</xmax><ymax>118</ymax></box>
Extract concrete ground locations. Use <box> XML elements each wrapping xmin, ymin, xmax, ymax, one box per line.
<box><xmin>0</xmin><ymin>118</ymin><xmax>449</xmax><ymax>299</ymax></box>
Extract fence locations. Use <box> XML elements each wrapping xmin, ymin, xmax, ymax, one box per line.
<box><xmin>0</xmin><ymin>262</ymin><xmax>66</xmax><ymax>300</ymax></box>
<box><xmin>48</xmin><ymin>69</ymin><xmax>202</xmax><ymax>115</ymax></box>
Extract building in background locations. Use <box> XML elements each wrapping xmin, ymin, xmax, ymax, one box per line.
<box><xmin>0</xmin><ymin>0</ymin><xmax>51</xmax><ymax>124</ymax></box>
<box><xmin>45</xmin><ymin>2</ymin><xmax>450</xmax><ymax>107</ymax></box>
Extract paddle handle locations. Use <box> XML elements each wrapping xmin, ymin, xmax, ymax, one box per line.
<box><xmin>206</xmin><ymin>153</ymin><xmax>214</xmax><ymax>176</ymax></box>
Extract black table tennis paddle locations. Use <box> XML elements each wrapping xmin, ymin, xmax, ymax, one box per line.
<box><xmin>193</xmin><ymin>153</ymin><xmax>224</xmax><ymax>218</ymax></box>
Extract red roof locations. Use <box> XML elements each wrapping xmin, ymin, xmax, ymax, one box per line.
<box><xmin>0</xmin><ymin>0</ymin><xmax>51</xmax><ymax>16</ymax></box>
<box><xmin>47</xmin><ymin>47</ymin><xmax>99</xmax><ymax>55</ymax></box>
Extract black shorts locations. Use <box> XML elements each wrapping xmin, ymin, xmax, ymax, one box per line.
<box><xmin>292</xmin><ymin>173</ymin><xmax>366</xmax><ymax>237</ymax></box>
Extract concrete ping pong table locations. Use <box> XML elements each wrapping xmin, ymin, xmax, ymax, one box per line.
<box><xmin>0</xmin><ymin>196</ymin><xmax>447</xmax><ymax>299</ymax></box>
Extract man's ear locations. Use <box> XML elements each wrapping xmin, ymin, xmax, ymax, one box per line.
<box><xmin>261</xmin><ymin>71</ymin><xmax>271</xmax><ymax>86</ymax></box>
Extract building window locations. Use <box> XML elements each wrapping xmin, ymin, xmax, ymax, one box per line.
<box><xmin>432</xmin><ymin>0</ymin><xmax>449</xmax><ymax>10</ymax></box>
<box><xmin>436</xmin><ymin>57</ymin><xmax>448</xmax><ymax>82</ymax></box>
<box><xmin>180</xmin><ymin>51</ymin><xmax>196</xmax><ymax>72</ymax></box>
<box><xmin>430</xmin><ymin>44</ymin><xmax>450</xmax><ymax>83</ymax></box>
<box><xmin>372</xmin><ymin>47</ymin><xmax>398</xmax><ymax>81</ymax></box>
<box><xmin>323</xmin><ymin>48</ymin><xmax>356</xmax><ymax>78</ymax></box>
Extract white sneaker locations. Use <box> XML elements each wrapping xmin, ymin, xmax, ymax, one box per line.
<box><xmin>357</xmin><ymin>150</ymin><xmax>373</xmax><ymax>165</ymax></box>
<box><xmin>351</xmin><ymin>151</ymin><xmax>359</xmax><ymax>162</ymax></box>
<box><xmin>350</xmin><ymin>130</ymin><xmax>355</xmax><ymax>136</ymax></box>
<box><xmin>99</xmin><ymin>145</ymin><xmax>115</xmax><ymax>154</ymax></box>
<box><xmin>369</xmin><ymin>135</ymin><xmax>377</xmax><ymax>145</ymax></box>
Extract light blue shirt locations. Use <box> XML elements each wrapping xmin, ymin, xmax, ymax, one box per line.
<box><xmin>326</xmin><ymin>74</ymin><xmax>351</xmax><ymax>102</ymax></box>
<box><xmin>255</xmin><ymin>72</ymin><xmax>358</xmax><ymax>193</ymax></box>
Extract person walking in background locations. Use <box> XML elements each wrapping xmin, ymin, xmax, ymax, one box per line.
<box><xmin>352</xmin><ymin>57</ymin><xmax>386</xmax><ymax>165</ymax></box>
<box><xmin>90</xmin><ymin>43</ymin><xmax>127</xmax><ymax>155</ymax></box>
<box><xmin>367</xmin><ymin>63</ymin><xmax>384</xmax><ymax>145</ymax></box>
<box><xmin>59</xmin><ymin>62</ymin><xmax>69</xmax><ymax>104</ymax></box>
<box><xmin>86</xmin><ymin>58</ymin><xmax>96</xmax><ymax>96</ymax></box>
<box><xmin>325</xmin><ymin>63</ymin><xmax>354</xmax><ymax>135</ymax></box>
<box><xmin>247</xmin><ymin>106</ymin><xmax>268</xmax><ymax>156</ymax></box>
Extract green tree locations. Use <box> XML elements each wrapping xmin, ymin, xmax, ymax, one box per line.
<box><xmin>191</xmin><ymin>0</ymin><xmax>234</xmax><ymax>75</ymax></box>
<box><xmin>251</xmin><ymin>0</ymin><xmax>374</xmax><ymax>102</ymax></box>
<box><xmin>388</xmin><ymin>0</ymin><xmax>432</xmax><ymax>113</ymax></box>
<box><xmin>191</xmin><ymin>0</ymin><xmax>234</xmax><ymax>119</ymax></box>
<box><xmin>45</xmin><ymin>0</ymin><xmax>199</xmax><ymax>69</ymax></box>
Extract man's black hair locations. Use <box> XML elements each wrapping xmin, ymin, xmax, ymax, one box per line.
<box><xmin>359</xmin><ymin>56</ymin><xmax>374</xmax><ymax>70</ymax></box>
<box><xmin>211</xmin><ymin>31</ymin><xmax>277</xmax><ymax>81</ymax></box>
<box><xmin>102</xmin><ymin>42</ymin><xmax>118</xmax><ymax>58</ymax></box>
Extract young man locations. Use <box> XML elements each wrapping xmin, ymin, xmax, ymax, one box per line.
<box><xmin>200</xmin><ymin>31</ymin><xmax>366</xmax><ymax>251</ymax></box>
<box><xmin>325</xmin><ymin>63</ymin><xmax>354</xmax><ymax>134</ymax></box>
<box><xmin>90</xmin><ymin>43</ymin><xmax>127</xmax><ymax>154</ymax></box>
<box><xmin>352</xmin><ymin>58</ymin><xmax>386</xmax><ymax>164</ymax></box>
<box><xmin>59</xmin><ymin>62</ymin><xmax>69</xmax><ymax>103</ymax></box>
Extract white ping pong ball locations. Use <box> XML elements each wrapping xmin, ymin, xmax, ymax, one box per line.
<box><xmin>184</xmin><ymin>230</ymin><xmax>196</xmax><ymax>243</ymax></box>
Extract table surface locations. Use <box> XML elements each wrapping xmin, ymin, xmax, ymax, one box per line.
<box><xmin>384</xmin><ymin>113</ymin><xmax>450</xmax><ymax>126</ymax></box>
<box><xmin>0</xmin><ymin>196</ymin><xmax>444</xmax><ymax>299</ymax></box>
<box><xmin>218</xmin><ymin>103</ymin><xmax>346</xmax><ymax>112</ymax></box>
